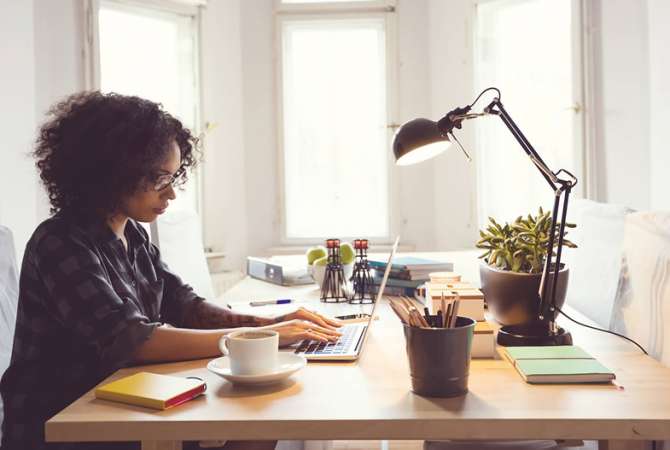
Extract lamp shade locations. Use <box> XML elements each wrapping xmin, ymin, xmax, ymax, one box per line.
<box><xmin>392</xmin><ymin>118</ymin><xmax>452</xmax><ymax>166</ymax></box>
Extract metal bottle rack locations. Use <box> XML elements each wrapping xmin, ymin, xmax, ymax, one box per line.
<box><xmin>349</xmin><ymin>239</ymin><xmax>375</xmax><ymax>304</ymax></box>
<box><xmin>320</xmin><ymin>238</ymin><xmax>349</xmax><ymax>303</ymax></box>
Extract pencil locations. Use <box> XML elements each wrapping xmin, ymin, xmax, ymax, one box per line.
<box><xmin>450</xmin><ymin>299</ymin><xmax>460</xmax><ymax>328</ymax></box>
<box><xmin>440</xmin><ymin>297</ymin><xmax>447</xmax><ymax>328</ymax></box>
<box><xmin>389</xmin><ymin>302</ymin><xmax>407</xmax><ymax>323</ymax></box>
<box><xmin>389</xmin><ymin>300</ymin><xmax>410</xmax><ymax>325</ymax></box>
<box><xmin>445</xmin><ymin>303</ymin><xmax>453</xmax><ymax>328</ymax></box>
<box><xmin>400</xmin><ymin>296</ymin><xmax>429</xmax><ymax>327</ymax></box>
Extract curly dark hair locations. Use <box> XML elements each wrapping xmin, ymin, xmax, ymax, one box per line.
<box><xmin>34</xmin><ymin>91</ymin><xmax>200</xmax><ymax>216</ymax></box>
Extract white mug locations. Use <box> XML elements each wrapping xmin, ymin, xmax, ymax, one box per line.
<box><xmin>219</xmin><ymin>329</ymin><xmax>279</xmax><ymax>376</ymax></box>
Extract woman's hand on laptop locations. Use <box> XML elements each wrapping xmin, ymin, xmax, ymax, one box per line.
<box><xmin>262</xmin><ymin>318</ymin><xmax>342</xmax><ymax>347</ymax></box>
<box><xmin>275</xmin><ymin>307</ymin><xmax>343</xmax><ymax>330</ymax></box>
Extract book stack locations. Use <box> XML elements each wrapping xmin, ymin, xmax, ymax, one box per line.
<box><xmin>368</xmin><ymin>256</ymin><xmax>454</xmax><ymax>297</ymax></box>
<box><xmin>425</xmin><ymin>272</ymin><xmax>494</xmax><ymax>359</ymax></box>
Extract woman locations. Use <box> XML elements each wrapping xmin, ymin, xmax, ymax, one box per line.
<box><xmin>0</xmin><ymin>91</ymin><xmax>341</xmax><ymax>450</ymax></box>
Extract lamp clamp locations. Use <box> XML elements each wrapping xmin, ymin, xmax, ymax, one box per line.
<box><xmin>437</xmin><ymin>105</ymin><xmax>472</xmax><ymax>135</ymax></box>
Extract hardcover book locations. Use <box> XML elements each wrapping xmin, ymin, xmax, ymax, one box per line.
<box><xmin>95</xmin><ymin>372</ymin><xmax>206</xmax><ymax>410</ymax></box>
<box><xmin>368</xmin><ymin>257</ymin><xmax>453</xmax><ymax>272</ymax></box>
<box><xmin>501</xmin><ymin>346</ymin><xmax>615</xmax><ymax>384</ymax></box>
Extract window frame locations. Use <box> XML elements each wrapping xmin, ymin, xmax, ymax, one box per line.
<box><xmin>275</xmin><ymin>0</ymin><xmax>396</xmax><ymax>14</ymax></box>
<box><xmin>83</xmin><ymin>0</ymin><xmax>205</xmax><ymax>217</ymax></box>
<box><xmin>274</xmin><ymin>1</ymin><xmax>400</xmax><ymax>245</ymax></box>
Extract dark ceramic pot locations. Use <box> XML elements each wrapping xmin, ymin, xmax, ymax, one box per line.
<box><xmin>479</xmin><ymin>263</ymin><xmax>569</xmax><ymax>326</ymax></box>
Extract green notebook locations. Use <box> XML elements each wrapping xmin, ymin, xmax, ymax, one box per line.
<box><xmin>505</xmin><ymin>345</ymin><xmax>593</xmax><ymax>360</ymax></box>
<box><xmin>502</xmin><ymin>345</ymin><xmax>615</xmax><ymax>384</ymax></box>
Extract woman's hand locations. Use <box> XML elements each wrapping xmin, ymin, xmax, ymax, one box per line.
<box><xmin>262</xmin><ymin>319</ymin><xmax>342</xmax><ymax>347</ymax></box>
<box><xmin>274</xmin><ymin>307</ymin><xmax>343</xmax><ymax>330</ymax></box>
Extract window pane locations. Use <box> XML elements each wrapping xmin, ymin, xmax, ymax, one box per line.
<box><xmin>282</xmin><ymin>18</ymin><xmax>389</xmax><ymax>239</ymax></box>
<box><xmin>475</xmin><ymin>0</ymin><xmax>576</xmax><ymax>224</ymax></box>
<box><xmin>98</xmin><ymin>2</ymin><xmax>199</xmax><ymax>212</ymax></box>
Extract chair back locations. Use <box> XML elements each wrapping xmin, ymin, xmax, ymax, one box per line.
<box><xmin>150</xmin><ymin>210</ymin><xmax>215</xmax><ymax>301</ymax></box>
<box><xmin>0</xmin><ymin>225</ymin><xmax>19</xmax><ymax>442</ymax></box>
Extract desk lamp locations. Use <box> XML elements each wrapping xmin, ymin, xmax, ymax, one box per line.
<box><xmin>392</xmin><ymin>87</ymin><xmax>577</xmax><ymax>346</ymax></box>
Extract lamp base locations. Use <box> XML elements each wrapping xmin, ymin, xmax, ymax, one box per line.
<box><xmin>497</xmin><ymin>321</ymin><xmax>572</xmax><ymax>347</ymax></box>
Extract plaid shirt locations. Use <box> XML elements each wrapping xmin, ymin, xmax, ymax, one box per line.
<box><xmin>1</xmin><ymin>213</ymin><xmax>204</xmax><ymax>450</ymax></box>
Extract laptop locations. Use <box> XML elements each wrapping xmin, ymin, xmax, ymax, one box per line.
<box><xmin>294</xmin><ymin>237</ymin><xmax>400</xmax><ymax>361</ymax></box>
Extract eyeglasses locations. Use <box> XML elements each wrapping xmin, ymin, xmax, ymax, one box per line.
<box><xmin>152</xmin><ymin>166</ymin><xmax>186</xmax><ymax>191</ymax></box>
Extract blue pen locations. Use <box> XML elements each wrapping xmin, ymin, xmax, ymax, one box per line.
<box><xmin>249</xmin><ymin>298</ymin><xmax>293</xmax><ymax>307</ymax></box>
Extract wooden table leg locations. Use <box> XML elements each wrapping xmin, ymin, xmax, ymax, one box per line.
<box><xmin>598</xmin><ymin>440</ymin><xmax>652</xmax><ymax>450</ymax></box>
<box><xmin>141</xmin><ymin>441</ymin><xmax>183</xmax><ymax>450</ymax></box>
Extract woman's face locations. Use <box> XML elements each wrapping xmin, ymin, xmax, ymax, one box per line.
<box><xmin>122</xmin><ymin>141</ymin><xmax>181</xmax><ymax>223</ymax></box>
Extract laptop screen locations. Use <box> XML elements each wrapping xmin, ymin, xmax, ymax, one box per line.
<box><xmin>356</xmin><ymin>236</ymin><xmax>400</xmax><ymax>353</ymax></box>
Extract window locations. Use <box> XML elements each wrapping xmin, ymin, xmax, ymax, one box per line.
<box><xmin>89</xmin><ymin>0</ymin><xmax>202</xmax><ymax>213</ymax></box>
<box><xmin>277</xmin><ymin>2</ymin><xmax>396</xmax><ymax>241</ymax></box>
<box><xmin>474</xmin><ymin>0</ymin><xmax>584</xmax><ymax>224</ymax></box>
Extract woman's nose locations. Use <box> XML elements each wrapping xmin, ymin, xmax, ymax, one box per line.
<box><xmin>163</xmin><ymin>185</ymin><xmax>177</xmax><ymax>200</ymax></box>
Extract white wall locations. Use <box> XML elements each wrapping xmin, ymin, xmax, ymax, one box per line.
<box><xmin>0</xmin><ymin>1</ymin><xmax>39</xmax><ymax>263</ymax></box>
<box><xmin>395</xmin><ymin>0</ymin><xmax>438</xmax><ymax>252</ymax></box>
<box><xmin>33</xmin><ymin>0</ymin><xmax>86</xmax><ymax>219</ymax></box>
<box><xmin>427</xmin><ymin>0</ymin><xmax>478</xmax><ymax>251</ymax></box>
<box><xmin>200</xmin><ymin>0</ymin><xmax>250</xmax><ymax>270</ymax></box>
<box><xmin>239</xmin><ymin>0</ymin><xmax>277</xmax><ymax>262</ymax></box>
<box><xmin>647</xmin><ymin>0</ymin><xmax>670</xmax><ymax>210</ymax></box>
<box><xmin>0</xmin><ymin>0</ymin><xmax>84</xmax><ymax>262</ymax></box>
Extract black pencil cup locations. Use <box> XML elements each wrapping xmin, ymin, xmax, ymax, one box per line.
<box><xmin>403</xmin><ymin>316</ymin><xmax>476</xmax><ymax>398</ymax></box>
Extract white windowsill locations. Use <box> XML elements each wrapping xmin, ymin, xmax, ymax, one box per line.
<box><xmin>264</xmin><ymin>243</ymin><xmax>416</xmax><ymax>256</ymax></box>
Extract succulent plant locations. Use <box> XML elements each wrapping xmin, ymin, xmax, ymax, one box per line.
<box><xmin>476</xmin><ymin>207</ymin><xmax>577</xmax><ymax>274</ymax></box>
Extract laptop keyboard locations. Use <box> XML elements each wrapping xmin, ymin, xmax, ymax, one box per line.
<box><xmin>295</xmin><ymin>324</ymin><xmax>364</xmax><ymax>356</ymax></box>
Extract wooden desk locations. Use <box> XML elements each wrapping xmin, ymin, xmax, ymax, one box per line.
<box><xmin>46</xmin><ymin>265</ymin><xmax>670</xmax><ymax>450</ymax></box>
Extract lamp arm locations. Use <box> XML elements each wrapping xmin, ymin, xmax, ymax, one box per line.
<box><xmin>486</xmin><ymin>99</ymin><xmax>560</xmax><ymax>191</ymax></box>
<box><xmin>537</xmin><ymin>184</ymin><xmax>571</xmax><ymax>326</ymax></box>
<box><xmin>542</xmin><ymin>185</ymin><xmax>572</xmax><ymax>322</ymax></box>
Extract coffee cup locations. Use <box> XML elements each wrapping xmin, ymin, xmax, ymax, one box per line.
<box><xmin>219</xmin><ymin>329</ymin><xmax>279</xmax><ymax>376</ymax></box>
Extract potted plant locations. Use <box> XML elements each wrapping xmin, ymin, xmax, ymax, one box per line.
<box><xmin>476</xmin><ymin>208</ymin><xmax>577</xmax><ymax>326</ymax></box>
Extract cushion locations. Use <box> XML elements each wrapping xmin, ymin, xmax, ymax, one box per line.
<box><xmin>611</xmin><ymin>211</ymin><xmax>670</xmax><ymax>366</ymax></box>
<box><xmin>562</xmin><ymin>199</ymin><xmax>633</xmax><ymax>328</ymax></box>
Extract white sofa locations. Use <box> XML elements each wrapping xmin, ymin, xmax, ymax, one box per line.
<box><xmin>610</xmin><ymin>211</ymin><xmax>670</xmax><ymax>366</ymax></box>
<box><xmin>564</xmin><ymin>200</ymin><xmax>670</xmax><ymax>366</ymax></box>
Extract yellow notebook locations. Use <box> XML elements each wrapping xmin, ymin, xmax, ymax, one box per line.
<box><xmin>95</xmin><ymin>372</ymin><xmax>206</xmax><ymax>410</ymax></box>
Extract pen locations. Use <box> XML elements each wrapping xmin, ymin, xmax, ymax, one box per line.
<box><xmin>249</xmin><ymin>299</ymin><xmax>293</xmax><ymax>307</ymax></box>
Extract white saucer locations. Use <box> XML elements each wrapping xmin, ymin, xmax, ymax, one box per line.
<box><xmin>207</xmin><ymin>353</ymin><xmax>306</xmax><ymax>385</ymax></box>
